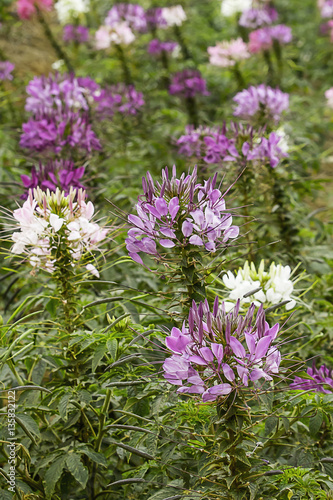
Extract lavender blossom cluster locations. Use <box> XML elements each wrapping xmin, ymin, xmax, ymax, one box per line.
<box><xmin>239</xmin><ymin>6</ymin><xmax>278</xmax><ymax>29</ymax></box>
<box><xmin>126</xmin><ymin>166</ymin><xmax>239</xmax><ymax>265</ymax></box>
<box><xmin>20</xmin><ymin>74</ymin><xmax>101</xmax><ymax>155</ymax></box>
<box><xmin>176</xmin><ymin>124</ymin><xmax>288</xmax><ymax>168</ymax></box>
<box><xmin>233</xmin><ymin>84</ymin><xmax>289</xmax><ymax>124</ymax></box>
<box><xmin>290</xmin><ymin>363</ymin><xmax>333</xmax><ymax>394</ymax></box>
<box><xmin>169</xmin><ymin>69</ymin><xmax>209</xmax><ymax>98</ymax></box>
<box><xmin>163</xmin><ymin>298</ymin><xmax>282</xmax><ymax>402</ymax></box>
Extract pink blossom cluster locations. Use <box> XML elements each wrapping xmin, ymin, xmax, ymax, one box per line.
<box><xmin>0</xmin><ymin>61</ymin><xmax>15</xmax><ymax>81</ymax></box>
<box><xmin>249</xmin><ymin>25</ymin><xmax>292</xmax><ymax>53</ymax></box>
<box><xmin>163</xmin><ymin>298</ymin><xmax>282</xmax><ymax>402</ymax></box>
<box><xmin>126</xmin><ymin>166</ymin><xmax>239</xmax><ymax>265</ymax></box>
<box><xmin>208</xmin><ymin>38</ymin><xmax>250</xmax><ymax>68</ymax></box>
<box><xmin>16</xmin><ymin>0</ymin><xmax>53</xmax><ymax>20</ymax></box>
<box><xmin>9</xmin><ymin>188</ymin><xmax>108</xmax><ymax>276</ymax></box>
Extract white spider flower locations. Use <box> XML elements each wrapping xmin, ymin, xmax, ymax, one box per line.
<box><xmin>162</xmin><ymin>5</ymin><xmax>187</xmax><ymax>27</ymax></box>
<box><xmin>221</xmin><ymin>0</ymin><xmax>252</xmax><ymax>17</ymax></box>
<box><xmin>55</xmin><ymin>0</ymin><xmax>90</xmax><ymax>24</ymax></box>
<box><xmin>222</xmin><ymin>260</ymin><xmax>297</xmax><ymax>311</ymax></box>
<box><xmin>8</xmin><ymin>187</ymin><xmax>108</xmax><ymax>276</ymax></box>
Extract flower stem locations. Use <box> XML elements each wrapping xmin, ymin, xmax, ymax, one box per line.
<box><xmin>185</xmin><ymin>95</ymin><xmax>199</xmax><ymax>127</ymax></box>
<box><xmin>115</xmin><ymin>44</ymin><xmax>133</xmax><ymax>85</ymax></box>
<box><xmin>37</xmin><ymin>9</ymin><xmax>74</xmax><ymax>73</ymax></box>
<box><xmin>174</xmin><ymin>25</ymin><xmax>191</xmax><ymax>60</ymax></box>
<box><xmin>181</xmin><ymin>249</ymin><xmax>206</xmax><ymax>313</ymax></box>
<box><xmin>233</xmin><ymin>63</ymin><xmax>245</xmax><ymax>89</ymax></box>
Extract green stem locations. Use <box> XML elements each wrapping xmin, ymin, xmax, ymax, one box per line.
<box><xmin>174</xmin><ymin>25</ymin><xmax>191</xmax><ymax>60</ymax></box>
<box><xmin>37</xmin><ymin>9</ymin><xmax>74</xmax><ymax>73</ymax></box>
<box><xmin>185</xmin><ymin>95</ymin><xmax>198</xmax><ymax>127</ymax></box>
<box><xmin>115</xmin><ymin>44</ymin><xmax>132</xmax><ymax>85</ymax></box>
<box><xmin>180</xmin><ymin>249</ymin><xmax>206</xmax><ymax>314</ymax></box>
<box><xmin>263</xmin><ymin>49</ymin><xmax>275</xmax><ymax>86</ymax></box>
<box><xmin>233</xmin><ymin>63</ymin><xmax>245</xmax><ymax>89</ymax></box>
<box><xmin>95</xmin><ymin>389</ymin><xmax>112</xmax><ymax>452</ymax></box>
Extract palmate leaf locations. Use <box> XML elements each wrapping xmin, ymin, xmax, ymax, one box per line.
<box><xmin>16</xmin><ymin>414</ymin><xmax>40</xmax><ymax>442</ymax></box>
<box><xmin>66</xmin><ymin>453</ymin><xmax>89</xmax><ymax>489</ymax></box>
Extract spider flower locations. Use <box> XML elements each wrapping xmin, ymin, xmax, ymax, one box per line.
<box><xmin>222</xmin><ymin>260</ymin><xmax>297</xmax><ymax>312</ymax></box>
<box><xmin>249</xmin><ymin>25</ymin><xmax>292</xmax><ymax>53</ymax></box>
<box><xmin>95</xmin><ymin>22</ymin><xmax>135</xmax><ymax>49</ymax></box>
<box><xmin>126</xmin><ymin>166</ymin><xmax>239</xmax><ymax>265</ymax></box>
<box><xmin>55</xmin><ymin>0</ymin><xmax>90</xmax><ymax>24</ymax></box>
<box><xmin>105</xmin><ymin>3</ymin><xmax>147</xmax><ymax>32</ymax></box>
<box><xmin>163</xmin><ymin>298</ymin><xmax>282</xmax><ymax>401</ymax></box>
<box><xmin>290</xmin><ymin>363</ymin><xmax>333</xmax><ymax>394</ymax></box>
<box><xmin>148</xmin><ymin>39</ymin><xmax>178</xmax><ymax>55</ymax></box>
<box><xmin>63</xmin><ymin>24</ymin><xmax>89</xmax><ymax>43</ymax></box>
<box><xmin>21</xmin><ymin>160</ymin><xmax>86</xmax><ymax>199</ymax></box>
<box><xmin>239</xmin><ymin>7</ymin><xmax>278</xmax><ymax>29</ymax></box>
<box><xmin>145</xmin><ymin>7</ymin><xmax>167</xmax><ymax>29</ymax></box>
<box><xmin>17</xmin><ymin>0</ymin><xmax>53</xmax><ymax>19</ymax></box>
<box><xmin>208</xmin><ymin>38</ymin><xmax>250</xmax><ymax>68</ymax></box>
<box><xmin>169</xmin><ymin>69</ymin><xmax>209</xmax><ymax>98</ymax></box>
<box><xmin>162</xmin><ymin>5</ymin><xmax>187</xmax><ymax>27</ymax></box>
<box><xmin>176</xmin><ymin>124</ymin><xmax>288</xmax><ymax>168</ymax></box>
<box><xmin>9</xmin><ymin>187</ymin><xmax>108</xmax><ymax>276</ymax></box>
<box><xmin>221</xmin><ymin>0</ymin><xmax>252</xmax><ymax>17</ymax></box>
<box><xmin>0</xmin><ymin>61</ymin><xmax>15</xmax><ymax>81</ymax></box>
<box><xmin>233</xmin><ymin>84</ymin><xmax>289</xmax><ymax>123</ymax></box>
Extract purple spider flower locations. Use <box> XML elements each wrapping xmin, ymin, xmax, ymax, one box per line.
<box><xmin>163</xmin><ymin>298</ymin><xmax>282</xmax><ymax>402</ymax></box>
<box><xmin>63</xmin><ymin>25</ymin><xmax>89</xmax><ymax>43</ymax></box>
<box><xmin>176</xmin><ymin>123</ymin><xmax>288</xmax><ymax>168</ymax></box>
<box><xmin>249</xmin><ymin>25</ymin><xmax>292</xmax><ymax>53</ymax></box>
<box><xmin>21</xmin><ymin>73</ymin><xmax>101</xmax><ymax>155</ymax></box>
<box><xmin>105</xmin><ymin>3</ymin><xmax>147</xmax><ymax>32</ymax></box>
<box><xmin>169</xmin><ymin>69</ymin><xmax>209</xmax><ymax>98</ymax></box>
<box><xmin>126</xmin><ymin>166</ymin><xmax>239</xmax><ymax>265</ymax></box>
<box><xmin>290</xmin><ymin>363</ymin><xmax>333</xmax><ymax>394</ymax></box>
<box><xmin>20</xmin><ymin>160</ymin><xmax>86</xmax><ymax>199</ymax></box>
<box><xmin>20</xmin><ymin>113</ymin><xmax>101</xmax><ymax>154</ymax></box>
<box><xmin>94</xmin><ymin>84</ymin><xmax>144</xmax><ymax>117</ymax></box>
<box><xmin>239</xmin><ymin>7</ymin><xmax>278</xmax><ymax>29</ymax></box>
<box><xmin>148</xmin><ymin>39</ymin><xmax>178</xmax><ymax>55</ymax></box>
<box><xmin>0</xmin><ymin>61</ymin><xmax>15</xmax><ymax>81</ymax></box>
<box><xmin>269</xmin><ymin>25</ymin><xmax>293</xmax><ymax>44</ymax></box>
<box><xmin>233</xmin><ymin>84</ymin><xmax>289</xmax><ymax>123</ymax></box>
<box><xmin>145</xmin><ymin>7</ymin><xmax>167</xmax><ymax>29</ymax></box>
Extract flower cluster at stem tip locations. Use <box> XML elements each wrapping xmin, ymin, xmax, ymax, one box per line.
<box><xmin>126</xmin><ymin>166</ymin><xmax>239</xmax><ymax>265</ymax></box>
<box><xmin>163</xmin><ymin>297</ymin><xmax>282</xmax><ymax>402</ymax></box>
<box><xmin>9</xmin><ymin>187</ymin><xmax>108</xmax><ymax>277</ymax></box>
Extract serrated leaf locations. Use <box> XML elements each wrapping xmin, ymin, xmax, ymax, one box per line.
<box><xmin>16</xmin><ymin>414</ymin><xmax>40</xmax><ymax>439</ymax></box>
<box><xmin>92</xmin><ymin>345</ymin><xmax>107</xmax><ymax>372</ymax></box>
<box><xmin>44</xmin><ymin>455</ymin><xmax>66</xmax><ymax>499</ymax></box>
<box><xmin>265</xmin><ymin>416</ymin><xmax>278</xmax><ymax>436</ymax></box>
<box><xmin>80</xmin><ymin>448</ymin><xmax>107</xmax><ymax>467</ymax></box>
<box><xmin>78</xmin><ymin>389</ymin><xmax>92</xmax><ymax>407</ymax></box>
<box><xmin>58</xmin><ymin>394</ymin><xmax>71</xmax><ymax>420</ymax></box>
<box><xmin>66</xmin><ymin>453</ymin><xmax>89</xmax><ymax>488</ymax></box>
<box><xmin>106</xmin><ymin>339</ymin><xmax>118</xmax><ymax>361</ymax></box>
<box><xmin>145</xmin><ymin>432</ymin><xmax>159</xmax><ymax>455</ymax></box>
<box><xmin>309</xmin><ymin>411</ymin><xmax>323</xmax><ymax>436</ymax></box>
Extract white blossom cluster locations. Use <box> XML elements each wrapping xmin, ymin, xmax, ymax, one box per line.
<box><xmin>222</xmin><ymin>260</ymin><xmax>297</xmax><ymax>311</ymax></box>
<box><xmin>162</xmin><ymin>5</ymin><xmax>187</xmax><ymax>27</ymax></box>
<box><xmin>55</xmin><ymin>0</ymin><xmax>90</xmax><ymax>25</ymax></box>
<box><xmin>221</xmin><ymin>0</ymin><xmax>252</xmax><ymax>17</ymax></box>
<box><xmin>10</xmin><ymin>187</ymin><xmax>108</xmax><ymax>277</ymax></box>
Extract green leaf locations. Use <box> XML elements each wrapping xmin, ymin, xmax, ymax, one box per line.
<box><xmin>44</xmin><ymin>455</ymin><xmax>66</xmax><ymax>499</ymax></box>
<box><xmin>16</xmin><ymin>414</ymin><xmax>40</xmax><ymax>439</ymax></box>
<box><xmin>106</xmin><ymin>339</ymin><xmax>118</xmax><ymax>361</ymax></box>
<box><xmin>309</xmin><ymin>411</ymin><xmax>323</xmax><ymax>435</ymax></box>
<box><xmin>92</xmin><ymin>344</ymin><xmax>107</xmax><ymax>372</ymax></box>
<box><xmin>66</xmin><ymin>453</ymin><xmax>89</xmax><ymax>489</ymax></box>
<box><xmin>265</xmin><ymin>416</ymin><xmax>279</xmax><ymax>436</ymax></box>
<box><xmin>79</xmin><ymin>448</ymin><xmax>107</xmax><ymax>467</ymax></box>
<box><xmin>58</xmin><ymin>394</ymin><xmax>71</xmax><ymax>420</ymax></box>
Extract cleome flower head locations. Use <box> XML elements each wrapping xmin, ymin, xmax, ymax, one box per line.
<box><xmin>176</xmin><ymin>123</ymin><xmax>288</xmax><ymax>168</ymax></box>
<box><xmin>208</xmin><ymin>38</ymin><xmax>250</xmax><ymax>68</ymax></box>
<box><xmin>222</xmin><ymin>260</ymin><xmax>297</xmax><ymax>312</ymax></box>
<box><xmin>8</xmin><ymin>188</ymin><xmax>108</xmax><ymax>277</ymax></box>
<box><xmin>290</xmin><ymin>363</ymin><xmax>333</xmax><ymax>394</ymax></box>
<box><xmin>233</xmin><ymin>84</ymin><xmax>289</xmax><ymax>124</ymax></box>
<box><xmin>169</xmin><ymin>69</ymin><xmax>209</xmax><ymax>98</ymax></box>
<box><xmin>162</xmin><ymin>297</ymin><xmax>282</xmax><ymax>402</ymax></box>
<box><xmin>126</xmin><ymin>166</ymin><xmax>239</xmax><ymax>265</ymax></box>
